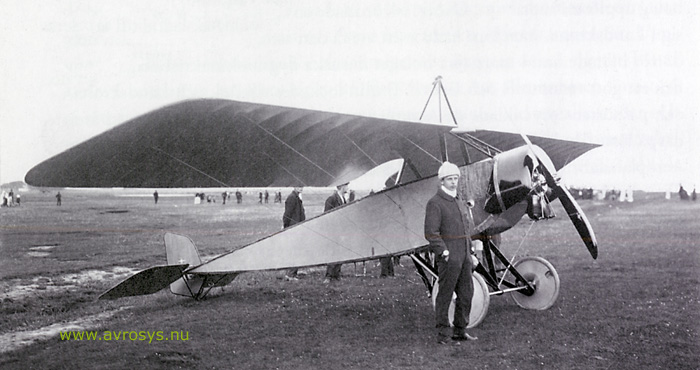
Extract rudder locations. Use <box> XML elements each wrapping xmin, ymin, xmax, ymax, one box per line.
<box><xmin>164</xmin><ymin>233</ymin><xmax>205</xmax><ymax>296</ymax></box>
<box><xmin>165</xmin><ymin>233</ymin><xmax>203</xmax><ymax>266</ymax></box>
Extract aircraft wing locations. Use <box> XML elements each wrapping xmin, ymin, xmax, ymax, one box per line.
<box><xmin>454</xmin><ymin>130</ymin><xmax>601</xmax><ymax>171</ymax></box>
<box><xmin>25</xmin><ymin>99</ymin><xmax>452</xmax><ymax>188</ymax></box>
<box><xmin>25</xmin><ymin>99</ymin><xmax>599</xmax><ymax>188</ymax></box>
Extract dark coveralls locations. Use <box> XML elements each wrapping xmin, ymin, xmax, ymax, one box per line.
<box><xmin>424</xmin><ymin>187</ymin><xmax>475</xmax><ymax>331</ymax></box>
<box><xmin>283</xmin><ymin>190</ymin><xmax>306</xmax><ymax>277</ymax></box>
<box><xmin>324</xmin><ymin>191</ymin><xmax>345</xmax><ymax>280</ymax></box>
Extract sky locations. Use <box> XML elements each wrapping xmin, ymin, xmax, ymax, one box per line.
<box><xmin>1</xmin><ymin>0</ymin><xmax>698</xmax><ymax>192</ymax></box>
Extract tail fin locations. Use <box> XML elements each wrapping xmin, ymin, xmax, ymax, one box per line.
<box><xmin>164</xmin><ymin>233</ymin><xmax>206</xmax><ymax>296</ymax></box>
<box><xmin>165</xmin><ymin>233</ymin><xmax>202</xmax><ymax>266</ymax></box>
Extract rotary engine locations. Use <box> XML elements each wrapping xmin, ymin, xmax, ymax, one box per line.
<box><xmin>484</xmin><ymin>145</ymin><xmax>555</xmax><ymax>221</ymax></box>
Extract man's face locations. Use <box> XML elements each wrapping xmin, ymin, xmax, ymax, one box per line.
<box><xmin>338</xmin><ymin>185</ymin><xmax>348</xmax><ymax>194</ymax></box>
<box><xmin>441</xmin><ymin>175</ymin><xmax>459</xmax><ymax>192</ymax></box>
<box><xmin>294</xmin><ymin>187</ymin><xmax>303</xmax><ymax>193</ymax></box>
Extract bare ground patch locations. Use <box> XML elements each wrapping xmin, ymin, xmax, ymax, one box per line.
<box><xmin>0</xmin><ymin>307</ymin><xmax>129</xmax><ymax>353</ymax></box>
<box><xmin>0</xmin><ymin>267</ymin><xmax>137</xmax><ymax>301</ymax></box>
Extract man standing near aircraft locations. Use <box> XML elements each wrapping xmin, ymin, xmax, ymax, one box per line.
<box><xmin>323</xmin><ymin>183</ymin><xmax>349</xmax><ymax>283</ymax></box>
<box><xmin>425</xmin><ymin>162</ymin><xmax>479</xmax><ymax>344</ymax></box>
<box><xmin>283</xmin><ymin>186</ymin><xmax>306</xmax><ymax>281</ymax></box>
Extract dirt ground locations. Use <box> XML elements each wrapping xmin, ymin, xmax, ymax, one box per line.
<box><xmin>0</xmin><ymin>188</ymin><xmax>698</xmax><ymax>369</ymax></box>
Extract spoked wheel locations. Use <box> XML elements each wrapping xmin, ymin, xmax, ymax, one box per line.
<box><xmin>432</xmin><ymin>273</ymin><xmax>490</xmax><ymax>328</ymax></box>
<box><xmin>510</xmin><ymin>256</ymin><xmax>560</xmax><ymax>310</ymax></box>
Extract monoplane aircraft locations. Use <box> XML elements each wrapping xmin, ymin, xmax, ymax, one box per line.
<box><xmin>25</xmin><ymin>82</ymin><xmax>599</xmax><ymax>328</ymax></box>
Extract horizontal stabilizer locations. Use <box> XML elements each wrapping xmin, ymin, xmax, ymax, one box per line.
<box><xmin>98</xmin><ymin>264</ymin><xmax>188</xmax><ymax>300</ymax></box>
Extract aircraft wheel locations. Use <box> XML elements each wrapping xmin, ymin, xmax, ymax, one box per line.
<box><xmin>510</xmin><ymin>256</ymin><xmax>560</xmax><ymax>310</ymax></box>
<box><xmin>432</xmin><ymin>272</ymin><xmax>490</xmax><ymax>329</ymax></box>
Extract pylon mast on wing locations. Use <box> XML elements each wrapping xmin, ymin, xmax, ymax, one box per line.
<box><xmin>420</xmin><ymin>76</ymin><xmax>500</xmax><ymax>162</ymax></box>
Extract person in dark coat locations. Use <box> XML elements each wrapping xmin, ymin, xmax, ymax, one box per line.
<box><xmin>323</xmin><ymin>183</ymin><xmax>348</xmax><ymax>283</ymax></box>
<box><xmin>153</xmin><ymin>190</ymin><xmax>159</xmax><ymax>204</ymax></box>
<box><xmin>283</xmin><ymin>186</ymin><xmax>306</xmax><ymax>280</ymax></box>
<box><xmin>379</xmin><ymin>256</ymin><xmax>394</xmax><ymax>277</ymax></box>
<box><xmin>424</xmin><ymin>162</ymin><xmax>479</xmax><ymax>344</ymax></box>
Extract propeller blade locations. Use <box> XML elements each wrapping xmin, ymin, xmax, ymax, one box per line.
<box><xmin>520</xmin><ymin>134</ymin><xmax>598</xmax><ymax>259</ymax></box>
<box><xmin>520</xmin><ymin>133</ymin><xmax>540</xmax><ymax>168</ymax></box>
<box><xmin>521</xmin><ymin>133</ymin><xmax>560</xmax><ymax>185</ymax></box>
<box><xmin>553</xmin><ymin>186</ymin><xmax>599</xmax><ymax>259</ymax></box>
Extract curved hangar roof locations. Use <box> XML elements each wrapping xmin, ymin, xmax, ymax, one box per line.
<box><xmin>25</xmin><ymin>99</ymin><xmax>599</xmax><ymax>188</ymax></box>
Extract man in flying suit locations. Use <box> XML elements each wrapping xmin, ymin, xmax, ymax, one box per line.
<box><xmin>424</xmin><ymin>162</ymin><xmax>479</xmax><ymax>344</ymax></box>
<box><xmin>283</xmin><ymin>186</ymin><xmax>306</xmax><ymax>281</ymax></box>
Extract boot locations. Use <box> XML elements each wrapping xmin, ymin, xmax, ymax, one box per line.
<box><xmin>436</xmin><ymin>326</ymin><xmax>451</xmax><ymax>344</ymax></box>
<box><xmin>452</xmin><ymin>327</ymin><xmax>478</xmax><ymax>341</ymax></box>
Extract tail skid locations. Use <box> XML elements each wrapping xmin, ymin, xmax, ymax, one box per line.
<box><xmin>99</xmin><ymin>233</ymin><xmax>238</xmax><ymax>300</ymax></box>
<box><xmin>165</xmin><ymin>233</ymin><xmax>239</xmax><ymax>299</ymax></box>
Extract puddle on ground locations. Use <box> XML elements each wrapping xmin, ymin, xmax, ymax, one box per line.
<box><xmin>29</xmin><ymin>246</ymin><xmax>56</xmax><ymax>251</ymax></box>
<box><xmin>26</xmin><ymin>245</ymin><xmax>57</xmax><ymax>257</ymax></box>
<box><xmin>26</xmin><ymin>252</ymin><xmax>51</xmax><ymax>257</ymax></box>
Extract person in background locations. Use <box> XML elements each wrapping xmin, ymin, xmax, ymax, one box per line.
<box><xmin>323</xmin><ymin>183</ymin><xmax>349</xmax><ymax>283</ymax></box>
<box><xmin>283</xmin><ymin>186</ymin><xmax>306</xmax><ymax>281</ymax></box>
<box><xmin>379</xmin><ymin>256</ymin><xmax>394</xmax><ymax>278</ymax></box>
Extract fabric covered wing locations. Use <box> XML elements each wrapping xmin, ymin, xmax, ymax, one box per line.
<box><xmin>25</xmin><ymin>99</ymin><xmax>453</xmax><ymax>188</ymax></box>
<box><xmin>25</xmin><ymin>99</ymin><xmax>599</xmax><ymax>188</ymax></box>
<box><xmin>453</xmin><ymin>130</ymin><xmax>600</xmax><ymax>171</ymax></box>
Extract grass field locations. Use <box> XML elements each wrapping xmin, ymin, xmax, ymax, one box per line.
<box><xmin>1</xmin><ymin>188</ymin><xmax>698</xmax><ymax>369</ymax></box>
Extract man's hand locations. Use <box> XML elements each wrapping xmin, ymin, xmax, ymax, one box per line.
<box><xmin>441</xmin><ymin>250</ymin><xmax>450</xmax><ymax>262</ymax></box>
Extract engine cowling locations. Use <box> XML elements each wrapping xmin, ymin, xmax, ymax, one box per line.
<box><xmin>483</xmin><ymin>141</ymin><xmax>598</xmax><ymax>260</ymax></box>
<box><xmin>485</xmin><ymin>146</ymin><xmax>539</xmax><ymax>214</ymax></box>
